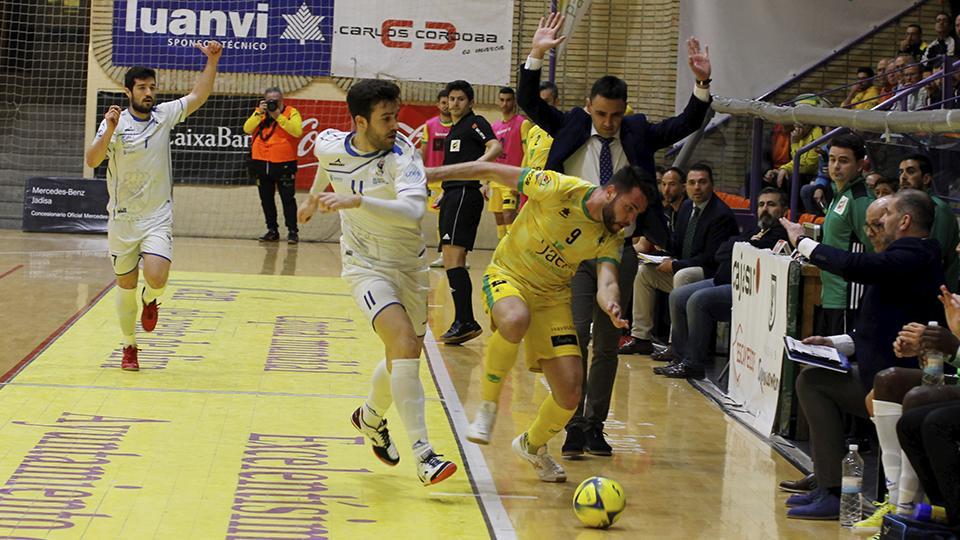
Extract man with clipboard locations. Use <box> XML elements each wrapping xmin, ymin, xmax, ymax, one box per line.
<box><xmin>777</xmin><ymin>190</ymin><xmax>945</xmax><ymax>521</ymax></box>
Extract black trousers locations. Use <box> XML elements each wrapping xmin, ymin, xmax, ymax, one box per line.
<box><xmin>567</xmin><ymin>241</ymin><xmax>637</xmax><ymax>432</ymax></box>
<box><xmin>255</xmin><ymin>161</ymin><xmax>298</xmax><ymax>234</ymax></box>
<box><xmin>897</xmin><ymin>401</ymin><xmax>960</xmax><ymax>526</ymax></box>
<box><xmin>796</xmin><ymin>366</ymin><xmax>869</xmax><ymax>488</ymax></box>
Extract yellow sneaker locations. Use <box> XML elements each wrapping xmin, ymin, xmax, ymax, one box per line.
<box><xmin>854</xmin><ymin>497</ymin><xmax>895</xmax><ymax>530</ymax></box>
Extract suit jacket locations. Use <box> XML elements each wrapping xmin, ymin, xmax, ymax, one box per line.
<box><xmin>517</xmin><ymin>66</ymin><xmax>711</xmax><ymax>242</ymax></box>
<box><xmin>808</xmin><ymin>237</ymin><xmax>946</xmax><ymax>390</ymax></box>
<box><xmin>670</xmin><ymin>195</ymin><xmax>739</xmax><ymax>278</ymax></box>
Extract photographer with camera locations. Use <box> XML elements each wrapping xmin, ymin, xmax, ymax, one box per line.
<box><xmin>243</xmin><ymin>87</ymin><xmax>303</xmax><ymax>244</ymax></box>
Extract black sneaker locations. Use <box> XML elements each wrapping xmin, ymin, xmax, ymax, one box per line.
<box><xmin>440</xmin><ymin>320</ymin><xmax>482</xmax><ymax>345</ymax></box>
<box><xmin>259</xmin><ymin>230</ymin><xmax>280</xmax><ymax>242</ymax></box>
<box><xmin>561</xmin><ymin>428</ymin><xmax>585</xmax><ymax>459</ymax></box>
<box><xmin>584</xmin><ymin>426</ymin><xmax>612</xmax><ymax>456</ymax></box>
<box><xmin>287</xmin><ymin>232</ymin><xmax>299</xmax><ymax>245</ymax></box>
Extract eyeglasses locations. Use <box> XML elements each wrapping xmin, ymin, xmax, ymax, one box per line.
<box><xmin>864</xmin><ymin>221</ymin><xmax>884</xmax><ymax>233</ymax></box>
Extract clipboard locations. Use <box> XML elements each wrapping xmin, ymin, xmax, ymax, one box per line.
<box><xmin>783</xmin><ymin>336</ymin><xmax>851</xmax><ymax>373</ymax></box>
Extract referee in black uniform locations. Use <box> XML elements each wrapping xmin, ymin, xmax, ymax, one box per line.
<box><xmin>438</xmin><ymin>80</ymin><xmax>502</xmax><ymax>344</ymax></box>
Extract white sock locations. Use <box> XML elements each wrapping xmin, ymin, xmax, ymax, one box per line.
<box><xmin>143</xmin><ymin>282</ymin><xmax>165</xmax><ymax>304</ymax></box>
<box><xmin>365</xmin><ymin>359</ymin><xmax>392</xmax><ymax>418</ymax></box>
<box><xmin>115</xmin><ymin>286</ymin><xmax>138</xmax><ymax>346</ymax></box>
<box><xmin>872</xmin><ymin>400</ymin><xmax>903</xmax><ymax>506</ymax></box>
<box><xmin>389</xmin><ymin>359</ymin><xmax>430</xmax><ymax>454</ymax></box>
<box><xmin>897</xmin><ymin>450</ymin><xmax>922</xmax><ymax>515</ymax></box>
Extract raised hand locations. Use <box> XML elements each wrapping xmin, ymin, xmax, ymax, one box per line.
<box><xmin>687</xmin><ymin>37</ymin><xmax>711</xmax><ymax>81</ymax></box>
<box><xmin>530</xmin><ymin>13</ymin><xmax>566</xmax><ymax>59</ymax></box>
<box><xmin>938</xmin><ymin>285</ymin><xmax>960</xmax><ymax>337</ymax></box>
<box><xmin>779</xmin><ymin>217</ymin><xmax>805</xmax><ymax>247</ymax></box>
<box><xmin>196</xmin><ymin>40</ymin><xmax>223</xmax><ymax>60</ymax></box>
<box><xmin>104</xmin><ymin>105</ymin><xmax>122</xmax><ymax>130</ymax></box>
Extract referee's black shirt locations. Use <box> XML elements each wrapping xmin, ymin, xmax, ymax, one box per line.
<box><xmin>442</xmin><ymin>110</ymin><xmax>496</xmax><ymax>190</ymax></box>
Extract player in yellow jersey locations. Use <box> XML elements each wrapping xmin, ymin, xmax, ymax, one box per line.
<box><xmin>426</xmin><ymin>161</ymin><xmax>655</xmax><ymax>482</ymax></box>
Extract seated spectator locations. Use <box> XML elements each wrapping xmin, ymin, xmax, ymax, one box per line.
<box><xmin>842</xmin><ymin>67</ymin><xmax>881</xmax><ymax>109</ymax></box>
<box><xmin>634</xmin><ymin>166</ymin><xmax>686</xmax><ymax>254</ymax></box>
<box><xmin>763</xmin><ymin>98</ymin><xmax>824</xmax><ymax>190</ymax></box>
<box><xmin>874</xmin><ymin>175</ymin><xmax>899</xmax><ymax>198</ymax></box>
<box><xmin>865</xmin><ymin>171</ymin><xmax>884</xmax><ymax>191</ymax></box>
<box><xmin>898</xmin><ymin>23</ymin><xmax>928</xmax><ymax>60</ymax></box>
<box><xmin>800</xmin><ymin>146</ymin><xmax>833</xmax><ymax>215</ymax></box>
<box><xmin>921</xmin><ymin>12</ymin><xmax>955</xmax><ymax>69</ymax></box>
<box><xmin>894</xmin><ymin>62</ymin><xmax>924</xmax><ymax>111</ymax></box>
<box><xmin>778</xmin><ymin>190</ymin><xmax>945</xmax><ymax>520</ymax></box>
<box><xmin>619</xmin><ymin>163</ymin><xmax>739</xmax><ymax>355</ymax></box>
<box><xmin>880</xmin><ymin>57</ymin><xmax>898</xmax><ymax>97</ymax></box>
<box><xmin>898</xmin><ymin>154</ymin><xmax>960</xmax><ymax>289</ymax></box>
<box><xmin>651</xmin><ymin>187</ymin><xmax>789</xmax><ymax>379</ymax></box>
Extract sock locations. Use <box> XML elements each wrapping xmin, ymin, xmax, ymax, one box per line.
<box><xmin>446</xmin><ymin>267</ymin><xmax>474</xmax><ymax>323</ymax></box>
<box><xmin>504</xmin><ymin>222</ymin><xmax>512</xmax><ymax>235</ymax></box>
<box><xmin>364</xmin><ymin>359</ymin><xmax>392</xmax><ymax>418</ymax></box>
<box><xmin>872</xmin><ymin>400</ymin><xmax>903</xmax><ymax>506</ymax></box>
<box><xmin>115</xmin><ymin>286</ymin><xmax>138</xmax><ymax>346</ymax></box>
<box><xmin>143</xmin><ymin>282</ymin><xmax>166</xmax><ymax>304</ymax></box>
<box><xmin>527</xmin><ymin>395</ymin><xmax>576</xmax><ymax>449</ymax></box>
<box><xmin>480</xmin><ymin>331</ymin><xmax>520</xmax><ymax>402</ymax></box>
<box><xmin>389</xmin><ymin>359</ymin><xmax>429</xmax><ymax>450</ymax></box>
<box><xmin>897</xmin><ymin>451</ymin><xmax>922</xmax><ymax>515</ymax></box>
<box><xmin>496</xmin><ymin>224</ymin><xmax>507</xmax><ymax>240</ymax></box>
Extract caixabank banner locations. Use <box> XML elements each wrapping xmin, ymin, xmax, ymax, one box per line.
<box><xmin>111</xmin><ymin>0</ymin><xmax>513</xmax><ymax>85</ymax></box>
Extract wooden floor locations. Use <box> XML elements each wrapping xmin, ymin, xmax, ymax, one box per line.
<box><xmin>0</xmin><ymin>230</ymin><xmax>848</xmax><ymax>539</ymax></box>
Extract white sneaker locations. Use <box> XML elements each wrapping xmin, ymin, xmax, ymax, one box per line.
<box><xmin>429</xmin><ymin>256</ymin><xmax>444</xmax><ymax>268</ymax></box>
<box><xmin>416</xmin><ymin>448</ymin><xmax>458</xmax><ymax>486</ymax></box>
<box><xmin>351</xmin><ymin>406</ymin><xmax>400</xmax><ymax>466</ymax></box>
<box><xmin>512</xmin><ymin>432</ymin><xmax>566</xmax><ymax>483</ymax></box>
<box><xmin>467</xmin><ymin>400</ymin><xmax>497</xmax><ymax>444</ymax></box>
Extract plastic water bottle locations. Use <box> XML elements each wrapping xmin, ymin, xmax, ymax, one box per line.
<box><xmin>913</xmin><ymin>503</ymin><xmax>949</xmax><ymax>524</ymax></box>
<box><xmin>840</xmin><ymin>444</ymin><xmax>864</xmax><ymax>527</ymax></box>
<box><xmin>922</xmin><ymin>321</ymin><xmax>945</xmax><ymax>386</ymax></box>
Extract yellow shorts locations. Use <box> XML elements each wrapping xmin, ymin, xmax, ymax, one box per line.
<box><xmin>427</xmin><ymin>181</ymin><xmax>442</xmax><ymax>214</ymax></box>
<box><xmin>480</xmin><ymin>266</ymin><xmax>579</xmax><ymax>373</ymax></box>
<box><xmin>487</xmin><ymin>185</ymin><xmax>518</xmax><ymax>213</ymax></box>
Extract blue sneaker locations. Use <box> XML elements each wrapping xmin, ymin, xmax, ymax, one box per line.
<box><xmin>785</xmin><ymin>488</ymin><xmax>821</xmax><ymax>507</ymax></box>
<box><xmin>786</xmin><ymin>490</ymin><xmax>840</xmax><ymax>520</ymax></box>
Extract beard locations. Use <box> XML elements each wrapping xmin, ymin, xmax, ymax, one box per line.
<box><xmin>130</xmin><ymin>97</ymin><xmax>153</xmax><ymax>114</ymax></box>
<box><xmin>601</xmin><ymin>199</ymin><xmax>622</xmax><ymax>233</ymax></box>
<box><xmin>757</xmin><ymin>213</ymin><xmax>776</xmax><ymax>230</ymax></box>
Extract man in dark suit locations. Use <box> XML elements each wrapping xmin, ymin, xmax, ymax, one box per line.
<box><xmin>778</xmin><ymin>190</ymin><xmax>945</xmax><ymax>521</ymax></box>
<box><xmin>620</xmin><ymin>164</ymin><xmax>739</xmax><ymax>356</ymax></box>
<box><xmin>654</xmin><ymin>187</ymin><xmax>789</xmax><ymax>379</ymax></box>
<box><xmin>517</xmin><ymin>13</ymin><xmax>714</xmax><ymax>458</ymax></box>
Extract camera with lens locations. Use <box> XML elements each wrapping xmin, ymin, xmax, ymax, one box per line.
<box><xmin>266</xmin><ymin>99</ymin><xmax>279</xmax><ymax>112</ymax></box>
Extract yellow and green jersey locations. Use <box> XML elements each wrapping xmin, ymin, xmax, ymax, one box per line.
<box><xmin>521</xmin><ymin>123</ymin><xmax>553</xmax><ymax>170</ymax></box>
<box><xmin>487</xmin><ymin>168</ymin><xmax>623</xmax><ymax>302</ymax></box>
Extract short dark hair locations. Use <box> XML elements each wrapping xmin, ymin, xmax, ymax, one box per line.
<box><xmin>893</xmin><ymin>188</ymin><xmax>935</xmax><ymax>233</ymax></box>
<box><xmin>857</xmin><ymin>67</ymin><xmax>875</xmax><ymax>78</ymax></box>
<box><xmin>498</xmin><ymin>86</ymin><xmax>515</xmax><ymax>95</ymax></box>
<box><xmin>346</xmin><ymin>79</ymin><xmax>401</xmax><ymax>121</ymax></box>
<box><xmin>539</xmin><ymin>80</ymin><xmax>559</xmax><ymax>98</ymax></box>
<box><xmin>759</xmin><ymin>186</ymin><xmax>788</xmax><ymax>207</ymax></box>
<box><xmin>610</xmin><ymin>165</ymin><xmax>657</xmax><ymax>201</ymax></box>
<box><xmin>445</xmin><ymin>80</ymin><xmax>474</xmax><ymax>102</ymax></box>
<box><xmin>875</xmin><ymin>176</ymin><xmax>899</xmax><ymax>192</ymax></box>
<box><xmin>687</xmin><ymin>162</ymin><xmax>714</xmax><ymax>183</ymax></box>
<box><xmin>264</xmin><ymin>86</ymin><xmax>282</xmax><ymax>97</ymax></box>
<box><xmin>124</xmin><ymin>66</ymin><xmax>156</xmax><ymax>91</ymax></box>
<box><xmin>663</xmin><ymin>166</ymin><xmax>685</xmax><ymax>180</ymax></box>
<box><xmin>907</xmin><ymin>23</ymin><xmax>922</xmax><ymax>34</ymax></box>
<box><xmin>437</xmin><ymin>88</ymin><xmax>449</xmax><ymax>100</ymax></box>
<box><xmin>901</xmin><ymin>153</ymin><xmax>934</xmax><ymax>176</ymax></box>
<box><xmin>590</xmin><ymin>75</ymin><xmax>628</xmax><ymax>102</ymax></box>
<box><xmin>829</xmin><ymin>133</ymin><xmax>867</xmax><ymax>161</ymax></box>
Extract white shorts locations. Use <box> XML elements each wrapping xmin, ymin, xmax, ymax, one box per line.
<box><xmin>108</xmin><ymin>211</ymin><xmax>173</xmax><ymax>275</ymax></box>
<box><xmin>341</xmin><ymin>248</ymin><xmax>429</xmax><ymax>337</ymax></box>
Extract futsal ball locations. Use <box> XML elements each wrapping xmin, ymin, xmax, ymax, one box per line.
<box><xmin>572</xmin><ymin>476</ymin><xmax>626</xmax><ymax>529</ymax></box>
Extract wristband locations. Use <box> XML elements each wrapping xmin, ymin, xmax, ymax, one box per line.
<box><xmin>696</xmin><ymin>78</ymin><xmax>712</xmax><ymax>88</ymax></box>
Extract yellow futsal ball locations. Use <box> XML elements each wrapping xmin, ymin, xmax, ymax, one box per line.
<box><xmin>572</xmin><ymin>476</ymin><xmax>626</xmax><ymax>529</ymax></box>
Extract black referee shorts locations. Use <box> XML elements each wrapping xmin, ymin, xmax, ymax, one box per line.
<box><xmin>438</xmin><ymin>185</ymin><xmax>484</xmax><ymax>251</ymax></box>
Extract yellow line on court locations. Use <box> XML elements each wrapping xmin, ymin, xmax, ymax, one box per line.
<box><xmin>0</xmin><ymin>271</ymin><xmax>490</xmax><ymax>539</ymax></box>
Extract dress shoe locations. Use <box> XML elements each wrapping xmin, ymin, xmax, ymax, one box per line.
<box><xmin>652</xmin><ymin>359</ymin><xmax>682</xmax><ymax>375</ymax></box>
<box><xmin>584</xmin><ymin>427</ymin><xmax>612</xmax><ymax>456</ymax></box>
<box><xmin>618</xmin><ymin>337</ymin><xmax>654</xmax><ymax>355</ymax></box>
<box><xmin>663</xmin><ymin>363</ymin><xmax>705</xmax><ymax>379</ymax></box>
<box><xmin>779</xmin><ymin>473</ymin><xmax>817</xmax><ymax>493</ymax></box>
<box><xmin>561</xmin><ymin>427</ymin><xmax>585</xmax><ymax>459</ymax></box>
<box><xmin>650</xmin><ymin>346</ymin><xmax>675</xmax><ymax>362</ymax></box>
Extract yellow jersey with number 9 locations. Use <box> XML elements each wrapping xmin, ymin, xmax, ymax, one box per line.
<box><xmin>488</xmin><ymin>168</ymin><xmax>623</xmax><ymax>302</ymax></box>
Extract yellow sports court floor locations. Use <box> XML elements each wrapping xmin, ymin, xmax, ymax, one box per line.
<box><xmin>0</xmin><ymin>230</ymin><xmax>846</xmax><ymax>539</ymax></box>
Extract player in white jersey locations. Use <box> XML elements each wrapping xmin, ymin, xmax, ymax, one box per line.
<box><xmin>297</xmin><ymin>80</ymin><xmax>458</xmax><ymax>486</ymax></box>
<box><xmin>84</xmin><ymin>41</ymin><xmax>222</xmax><ymax>371</ymax></box>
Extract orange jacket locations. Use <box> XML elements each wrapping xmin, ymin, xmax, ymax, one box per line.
<box><xmin>244</xmin><ymin>105</ymin><xmax>303</xmax><ymax>163</ymax></box>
